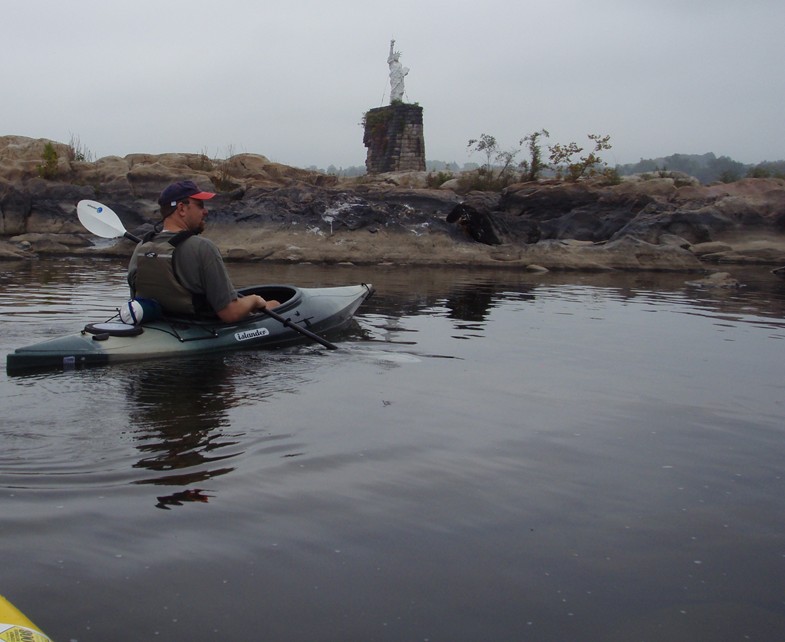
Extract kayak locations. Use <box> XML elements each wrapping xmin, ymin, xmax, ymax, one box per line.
<box><xmin>6</xmin><ymin>283</ymin><xmax>373</xmax><ymax>374</ymax></box>
<box><xmin>0</xmin><ymin>594</ymin><xmax>52</xmax><ymax>641</ymax></box>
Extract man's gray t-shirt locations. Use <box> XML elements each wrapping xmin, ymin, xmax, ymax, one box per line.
<box><xmin>128</xmin><ymin>232</ymin><xmax>237</xmax><ymax>314</ymax></box>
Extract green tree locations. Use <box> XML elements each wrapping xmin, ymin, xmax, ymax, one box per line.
<box><xmin>748</xmin><ymin>161</ymin><xmax>785</xmax><ymax>179</ymax></box>
<box><xmin>466</xmin><ymin>133</ymin><xmax>520</xmax><ymax>190</ymax></box>
<box><xmin>519</xmin><ymin>129</ymin><xmax>549</xmax><ymax>181</ymax></box>
<box><xmin>548</xmin><ymin>141</ymin><xmax>583</xmax><ymax>180</ymax></box>
<box><xmin>37</xmin><ymin>142</ymin><xmax>59</xmax><ymax>179</ymax></box>
<box><xmin>467</xmin><ymin>134</ymin><xmax>499</xmax><ymax>174</ymax></box>
<box><xmin>747</xmin><ymin>166</ymin><xmax>771</xmax><ymax>178</ymax></box>
<box><xmin>549</xmin><ymin>133</ymin><xmax>612</xmax><ymax>181</ymax></box>
<box><xmin>709</xmin><ymin>155</ymin><xmax>745</xmax><ymax>183</ymax></box>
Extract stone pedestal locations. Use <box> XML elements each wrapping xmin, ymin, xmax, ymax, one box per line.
<box><xmin>363</xmin><ymin>103</ymin><xmax>426</xmax><ymax>174</ymax></box>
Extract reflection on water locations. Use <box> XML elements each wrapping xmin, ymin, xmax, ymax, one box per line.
<box><xmin>121</xmin><ymin>350</ymin><xmax>318</xmax><ymax>503</ymax></box>
<box><xmin>155</xmin><ymin>488</ymin><xmax>214</xmax><ymax>510</ymax></box>
<box><xmin>2</xmin><ymin>258</ymin><xmax>785</xmax><ymax>640</ymax></box>
<box><xmin>127</xmin><ymin>358</ymin><xmax>244</xmax><ymax>488</ymax></box>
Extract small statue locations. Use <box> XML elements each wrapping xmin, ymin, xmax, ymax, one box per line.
<box><xmin>387</xmin><ymin>39</ymin><xmax>409</xmax><ymax>103</ymax></box>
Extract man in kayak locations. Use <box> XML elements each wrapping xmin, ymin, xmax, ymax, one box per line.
<box><xmin>127</xmin><ymin>180</ymin><xmax>279</xmax><ymax>322</ymax></box>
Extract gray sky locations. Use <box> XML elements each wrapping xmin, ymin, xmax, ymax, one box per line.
<box><xmin>2</xmin><ymin>0</ymin><xmax>783</xmax><ymax>169</ymax></box>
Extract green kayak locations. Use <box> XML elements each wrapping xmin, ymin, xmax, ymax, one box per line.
<box><xmin>7</xmin><ymin>283</ymin><xmax>373</xmax><ymax>374</ymax></box>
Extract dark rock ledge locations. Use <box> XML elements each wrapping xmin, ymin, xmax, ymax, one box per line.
<box><xmin>2</xmin><ymin>136</ymin><xmax>785</xmax><ymax>276</ymax></box>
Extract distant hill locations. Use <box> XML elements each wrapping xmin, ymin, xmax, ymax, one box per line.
<box><xmin>615</xmin><ymin>153</ymin><xmax>785</xmax><ymax>184</ymax></box>
<box><xmin>311</xmin><ymin>153</ymin><xmax>785</xmax><ymax>185</ymax></box>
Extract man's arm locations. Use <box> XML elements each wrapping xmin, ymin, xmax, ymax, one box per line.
<box><xmin>216</xmin><ymin>295</ymin><xmax>269</xmax><ymax>323</ymax></box>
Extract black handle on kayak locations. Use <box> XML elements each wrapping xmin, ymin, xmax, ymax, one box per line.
<box><xmin>262</xmin><ymin>307</ymin><xmax>338</xmax><ymax>350</ymax></box>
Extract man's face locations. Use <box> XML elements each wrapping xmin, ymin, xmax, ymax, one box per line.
<box><xmin>182</xmin><ymin>198</ymin><xmax>207</xmax><ymax>234</ymax></box>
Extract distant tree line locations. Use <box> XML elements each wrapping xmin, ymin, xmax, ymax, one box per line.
<box><xmin>308</xmin><ymin>161</ymin><xmax>481</xmax><ymax>177</ymax></box>
<box><xmin>311</xmin><ymin>151</ymin><xmax>785</xmax><ymax>185</ymax></box>
<box><xmin>615</xmin><ymin>152</ymin><xmax>785</xmax><ymax>184</ymax></box>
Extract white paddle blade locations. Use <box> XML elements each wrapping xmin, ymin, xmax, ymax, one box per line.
<box><xmin>77</xmin><ymin>200</ymin><xmax>127</xmax><ymax>239</ymax></box>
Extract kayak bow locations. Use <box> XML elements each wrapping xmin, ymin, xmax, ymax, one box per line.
<box><xmin>0</xmin><ymin>595</ymin><xmax>52</xmax><ymax>641</ymax></box>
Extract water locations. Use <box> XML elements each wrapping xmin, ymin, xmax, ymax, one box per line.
<box><xmin>2</xmin><ymin>258</ymin><xmax>784</xmax><ymax>640</ymax></box>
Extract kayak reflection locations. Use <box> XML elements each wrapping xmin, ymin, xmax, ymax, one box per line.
<box><xmin>155</xmin><ymin>488</ymin><xmax>214</xmax><ymax>510</ymax></box>
<box><xmin>120</xmin><ymin>350</ymin><xmax>315</xmax><ymax>508</ymax></box>
<box><xmin>125</xmin><ymin>356</ymin><xmax>247</xmax><ymax>494</ymax></box>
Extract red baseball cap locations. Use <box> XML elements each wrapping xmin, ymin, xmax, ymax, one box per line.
<box><xmin>158</xmin><ymin>180</ymin><xmax>216</xmax><ymax>207</ymax></box>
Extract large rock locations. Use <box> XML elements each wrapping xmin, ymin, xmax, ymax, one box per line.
<box><xmin>500</xmin><ymin>180</ymin><xmax>601</xmax><ymax>218</ymax></box>
<box><xmin>455</xmin><ymin>175</ymin><xmax>785</xmax><ymax>249</ymax></box>
<box><xmin>0</xmin><ymin>239</ymin><xmax>33</xmax><ymax>258</ymax></box>
<box><xmin>446</xmin><ymin>202</ymin><xmax>541</xmax><ymax>245</ymax></box>
<box><xmin>2</xmin><ymin>135</ymin><xmax>785</xmax><ymax>271</ymax></box>
<box><xmin>0</xmin><ymin>135</ymin><xmax>74</xmax><ymax>183</ymax></box>
<box><xmin>0</xmin><ymin>185</ymin><xmax>32</xmax><ymax>235</ymax></box>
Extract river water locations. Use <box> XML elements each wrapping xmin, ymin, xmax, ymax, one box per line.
<box><xmin>2</xmin><ymin>258</ymin><xmax>784</xmax><ymax>641</ymax></box>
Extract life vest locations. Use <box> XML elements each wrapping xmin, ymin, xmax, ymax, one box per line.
<box><xmin>133</xmin><ymin>231</ymin><xmax>211</xmax><ymax>316</ymax></box>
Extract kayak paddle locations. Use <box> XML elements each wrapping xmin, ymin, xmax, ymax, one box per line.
<box><xmin>258</xmin><ymin>307</ymin><xmax>337</xmax><ymax>349</ymax></box>
<box><xmin>77</xmin><ymin>199</ymin><xmax>142</xmax><ymax>243</ymax></box>
<box><xmin>75</xmin><ymin>200</ymin><xmax>339</xmax><ymax>350</ymax></box>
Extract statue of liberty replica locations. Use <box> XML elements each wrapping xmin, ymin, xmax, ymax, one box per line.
<box><xmin>363</xmin><ymin>39</ymin><xmax>426</xmax><ymax>173</ymax></box>
<box><xmin>387</xmin><ymin>39</ymin><xmax>409</xmax><ymax>103</ymax></box>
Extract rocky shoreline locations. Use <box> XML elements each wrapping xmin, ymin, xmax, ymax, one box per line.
<box><xmin>2</xmin><ymin>135</ymin><xmax>785</xmax><ymax>277</ymax></box>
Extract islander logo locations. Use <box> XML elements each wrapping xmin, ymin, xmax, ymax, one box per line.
<box><xmin>234</xmin><ymin>327</ymin><xmax>271</xmax><ymax>342</ymax></box>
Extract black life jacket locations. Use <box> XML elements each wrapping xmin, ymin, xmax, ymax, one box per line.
<box><xmin>133</xmin><ymin>231</ymin><xmax>211</xmax><ymax>316</ymax></box>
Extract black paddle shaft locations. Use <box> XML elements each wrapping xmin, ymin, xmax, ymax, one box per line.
<box><xmin>262</xmin><ymin>307</ymin><xmax>338</xmax><ymax>350</ymax></box>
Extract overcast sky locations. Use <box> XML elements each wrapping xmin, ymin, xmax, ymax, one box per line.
<box><xmin>2</xmin><ymin>0</ymin><xmax>783</xmax><ymax>170</ymax></box>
